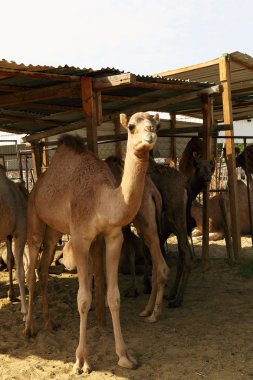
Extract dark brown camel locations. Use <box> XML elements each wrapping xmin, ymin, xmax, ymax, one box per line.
<box><xmin>236</xmin><ymin>144</ymin><xmax>253</xmax><ymax>181</ymax></box>
<box><xmin>24</xmin><ymin>112</ymin><xmax>160</xmax><ymax>373</ymax></box>
<box><xmin>0</xmin><ymin>165</ymin><xmax>27</xmax><ymax>316</ymax></box>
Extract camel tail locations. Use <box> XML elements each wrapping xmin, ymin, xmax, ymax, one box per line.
<box><xmin>58</xmin><ymin>134</ymin><xmax>87</xmax><ymax>154</ymax></box>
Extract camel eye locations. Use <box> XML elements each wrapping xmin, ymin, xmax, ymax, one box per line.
<box><xmin>128</xmin><ymin>123</ymin><xmax>135</xmax><ymax>133</ymax></box>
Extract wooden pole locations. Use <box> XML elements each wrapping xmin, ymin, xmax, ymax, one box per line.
<box><xmin>41</xmin><ymin>138</ymin><xmax>49</xmax><ymax>173</ymax></box>
<box><xmin>81</xmin><ymin>77</ymin><xmax>106</xmax><ymax>326</ymax></box>
<box><xmin>81</xmin><ymin>77</ymin><xmax>98</xmax><ymax>155</ymax></box>
<box><xmin>30</xmin><ymin>141</ymin><xmax>42</xmax><ymax>181</ymax></box>
<box><xmin>170</xmin><ymin>113</ymin><xmax>176</xmax><ymax>165</ymax></box>
<box><xmin>219</xmin><ymin>55</ymin><xmax>241</xmax><ymax>260</ymax></box>
<box><xmin>201</xmin><ymin>94</ymin><xmax>212</xmax><ymax>270</ymax></box>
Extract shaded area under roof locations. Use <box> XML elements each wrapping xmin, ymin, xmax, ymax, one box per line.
<box><xmin>156</xmin><ymin>51</ymin><xmax>253</xmax><ymax>122</ymax></box>
<box><xmin>0</xmin><ymin>59</ymin><xmax>214</xmax><ymax>139</ymax></box>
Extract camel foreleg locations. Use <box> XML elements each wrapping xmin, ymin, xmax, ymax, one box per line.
<box><xmin>105</xmin><ymin>229</ymin><xmax>138</xmax><ymax>369</ymax></box>
<box><xmin>72</xmin><ymin>235</ymin><xmax>93</xmax><ymax>374</ymax></box>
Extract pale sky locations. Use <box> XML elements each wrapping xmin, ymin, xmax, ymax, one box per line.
<box><xmin>1</xmin><ymin>0</ymin><xmax>252</xmax><ymax>75</ymax></box>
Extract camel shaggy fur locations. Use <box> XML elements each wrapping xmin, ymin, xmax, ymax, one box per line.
<box><xmin>0</xmin><ymin>166</ymin><xmax>27</xmax><ymax>316</ymax></box>
<box><xmin>24</xmin><ymin>112</ymin><xmax>160</xmax><ymax>373</ymax></box>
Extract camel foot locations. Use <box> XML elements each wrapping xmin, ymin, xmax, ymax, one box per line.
<box><xmin>144</xmin><ymin>314</ymin><xmax>157</xmax><ymax>323</ymax></box>
<box><xmin>73</xmin><ymin>360</ymin><xmax>92</xmax><ymax>375</ymax></box>
<box><xmin>23</xmin><ymin>326</ymin><xmax>36</xmax><ymax>339</ymax></box>
<box><xmin>8</xmin><ymin>288</ymin><xmax>18</xmax><ymax>302</ymax></box>
<box><xmin>118</xmin><ymin>352</ymin><xmax>138</xmax><ymax>369</ymax></box>
<box><xmin>167</xmin><ymin>299</ymin><xmax>181</xmax><ymax>308</ymax></box>
<box><xmin>139</xmin><ymin>309</ymin><xmax>152</xmax><ymax>317</ymax></box>
<box><xmin>48</xmin><ymin>264</ymin><xmax>65</xmax><ymax>275</ymax></box>
<box><xmin>9</xmin><ymin>295</ymin><xmax>20</xmax><ymax>303</ymax></box>
<box><xmin>123</xmin><ymin>288</ymin><xmax>139</xmax><ymax>298</ymax></box>
<box><xmin>44</xmin><ymin>320</ymin><xmax>61</xmax><ymax>331</ymax></box>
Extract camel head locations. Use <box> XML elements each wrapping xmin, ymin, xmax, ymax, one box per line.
<box><xmin>120</xmin><ymin>112</ymin><xmax>159</xmax><ymax>155</ymax></box>
<box><xmin>193</xmin><ymin>159</ymin><xmax>215</xmax><ymax>183</ymax></box>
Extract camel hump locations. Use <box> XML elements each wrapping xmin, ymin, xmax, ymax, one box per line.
<box><xmin>58</xmin><ymin>134</ymin><xmax>87</xmax><ymax>154</ymax></box>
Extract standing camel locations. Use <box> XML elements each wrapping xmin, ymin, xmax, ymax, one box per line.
<box><xmin>0</xmin><ymin>165</ymin><xmax>27</xmax><ymax>317</ymax></box>
<box><xmin>24</xmin><ymin>112</ymin><xmax>160</xmax><ymax>373</ymax></box>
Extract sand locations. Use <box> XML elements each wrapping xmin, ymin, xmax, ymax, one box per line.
<box><xmin>1</xmin><ymin>238</ymin><xmax>253</xmax><ymax>380</ymax></box>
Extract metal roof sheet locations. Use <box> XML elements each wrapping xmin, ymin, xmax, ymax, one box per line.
<box><xmin>156</xmin><ymin>51</ymin><xmax>253</xmax><ymax>121</ymax></box>
<box><xmin>0</xmin><ymin>59</ymin><xmax>214</xmax><ymax>139</ymax></box>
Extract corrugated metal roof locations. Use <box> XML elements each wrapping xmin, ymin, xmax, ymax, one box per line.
<box><xmin>0</xmin><ymin>59</ymin><xmax>215</xmax><ymax>139</ymax></box>
<box><xmin>156</xmin><ymin>51</ymin><xmax>253</xmax><ymax>121</ymax></box>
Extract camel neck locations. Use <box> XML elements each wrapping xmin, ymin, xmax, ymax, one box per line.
<box><xmin>188</xmin><ymin>173</ymin><xmax>204</xmax><ymax>201</ymax></box>
<box><xmin>111</xmin><ymin>146</ymin><xmax>149</xmax><ymax>225</ymax></box>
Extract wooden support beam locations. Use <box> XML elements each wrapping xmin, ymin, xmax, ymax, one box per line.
<box><xmin>81</xmin><ymin>77</ymin><xmax>98</xmax><ymax>154</ymax></box>
<box><xmin>0</xmin><ymin>82</ymin><xmax>80</xmax><ymax>107</ymax></box>
<box><xmin>201</xmin><ymin>94</ymin><xmax>212</xmax><ymax>270</ymax></box>
<box><xmin>93</xmin><ymin>73</ymin><xmax>136</xmax><ymax>90</ymax></box>
<box><xmin>155</xmin><ymin>58</ymin><xmax>220</xmax><ymax>77</ymax></box>
<box><xmin>41</xmin><ymin>138</ymin><xmax>49</xmax><ymax>173</ymax></box>
<box><xmin>0</xmin><ymin>67</ymin><xmax>80</xmax><ymax>81</ymax></box>
<box><xmin>81</xmin><ymin>76</ymin><xmax>105</xmax><ymax>326</ymax></box>
<box><xmin>103</xmin><ymin>90</ymin><xmax>200</xmax><ymax>121</ymax></box>
<box><xmin>219</xmin><ymin>55</ymin><xmax>241</xmax><ymax>260</ymax></box>
<box><xmin>30</xmin><ymin>141</ymin><xmax>42</xmax><ymax>180</ymax></box>
<box><xmin>22</xmin><ymin>119</ymin><xmax>86</xmax><ymax>142</ymax></box>
<box><xmin>169</xmin><ymin>113</ymin><xmax>176</xmax><ymax>165</ymax></box>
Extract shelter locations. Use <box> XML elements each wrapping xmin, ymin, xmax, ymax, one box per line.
<box><xmin>0</xmin><ymin>54</ymin><xmax>243</xmax><ymax>324</ymax></box>
<box><xmin>156</xmin><ymin>51</ymin><xmax>253</xmax><ymax>263</ymax></box>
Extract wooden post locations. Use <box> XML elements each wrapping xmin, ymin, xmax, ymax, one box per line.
<box><xmin>170</xmin><ymin>113</ymin><xmax>176</xmax><ymax>165</ymax></box>
<box><xmin>41</xmin><ymin>138</ymin><xmax>49</xmax><ymax>173</ymax></box>
<box><xmin>30</xmin><ymin>141</ymin><xmax>42</xmax><ymax>180</ymax></box>
<box><xmin>81</xmin><ymin>76</ymin><xmax>106</xmax><ymax>326</ymax></box>
<box><xmin>114</xmin><ymin>116</ymin><xmax>122</xmax><ymax>158</ymax></box>
<box><xmin>219</xmin><ymin>55</ymin><xmax>241</xmax><ymax>260</ymax></box>
<box><xmin>201</xmin><ymin>93</ymin><xmax>212</xmax><ymax>269</ymax></box>
<box><xmin>81</xmin><ymin>77</ymin><xmax>98</xmax><ymax>155</ymax></box>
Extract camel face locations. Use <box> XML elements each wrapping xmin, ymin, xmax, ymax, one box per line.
<box><xmin>121</xmin><ymin>112</ymin><xmax>159</xmax><ymax>153</ymax></box>
<box><xmin>193</xmin><ymin>159</ymin><xmax>215</xmax><ymax>183</ymax></box>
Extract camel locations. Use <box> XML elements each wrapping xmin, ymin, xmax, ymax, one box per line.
<box><xmin>236</xmin><ymin>144</ymin><xmax>253</xmax><ymax>180</ymax></box>
<box><xmin>179</xmin><ymin>137</ymin><xmax>204</xmax><ymax>181</ymax></box>
<box><xmin>24</xmin><ymin>112</ymin><xmax>160</xmax><ymax>373</ymax></box>
<box><xmin>0</xmin><ymin>165</ymin><xmax>27</xmax><ymax>316</ymax></box>
<box><xmin>191</xmin><ymin>180</ymin><xmax>253</xmax><ymax>241</ymax></box>
<box><xmin>148</xmin><ymin>159</ymin><xmax>193</xmax><ymax>307</ymax></box>
<box><xmin>105</xmin><ymin>155</ymin><xmax>169</xmax><ymax>321</ymax></box>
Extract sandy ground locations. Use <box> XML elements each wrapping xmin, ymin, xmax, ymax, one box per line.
<box><xmin>1</xmin><ymin>238</ymin><xmax>253</xmax><ymax>380</ymax></box>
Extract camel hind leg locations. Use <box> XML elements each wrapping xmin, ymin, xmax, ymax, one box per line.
<box><xmin>6</xmin><ymin>235</ymin><xmax>16</xmax><ymax>302</ymax></box>
<box><xmin>38</xmin><ymin>226</ymin><xmax>62</xmax><ymax>330</ymax></box>
<box><xmin>13</xmin><ymin>235</ymin><xmax>27</xmax><ymax>316</ymax></box>
<box><xmin>24</xmin><ymin>210</ymin><xmax>46</xmax><ymax>338</ymax></box>
<box><xmin>168</xmin><ymin>229</ymin><xmax>192</xmax><ymax>308</ymax></box>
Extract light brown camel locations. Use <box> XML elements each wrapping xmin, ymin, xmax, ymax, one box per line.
<box><xmin>24</xmin><ymin>112</ymin><xmax>159</xmax><ymax>373</ymax></box>
<box><xmin>192</xmin><ymin>180</ymin><xmax>253</xmax><ymax>241</ymax></box>
<box><xmin>0</xmin><ymin>165</ymin><xmax>27</xmax><ymax>316</ymax></box>
<box><xmin>105</xmin><ymin>155</ymin><xmax>169</xmax><ymax>321</ymax></box>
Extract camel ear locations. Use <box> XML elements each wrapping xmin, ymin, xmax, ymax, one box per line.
<box><xmin>193</xmin><ymin>151</ymin><xmax>201</xmax><ymax>160</ymax></box>
<box><xmin>153</xmin><ymin>113</ymin><xmax>160</xmax><ymax>129</ymax></box>
<box><xmin>120</xmin><ymin>114</ymin><xmax>129</xmax><ymax>130</ymax></box>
